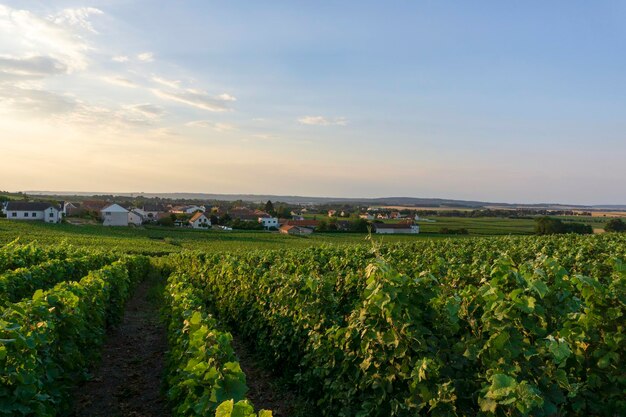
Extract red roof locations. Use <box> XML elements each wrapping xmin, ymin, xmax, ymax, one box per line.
<box><xmin>189</xmin><ymin>212</ymin><xmax>207</xmax><ymax>222</ymax></box>
<box><xmin>284</xmin><ymin>220</ymin><xmax>319</xmax><ymax>227</ymax></box>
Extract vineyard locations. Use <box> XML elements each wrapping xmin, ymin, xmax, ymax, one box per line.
<box><xmin>1</xmin><ymin>234</ymin><xmax>625</xmax><ymax>416</ymax></box>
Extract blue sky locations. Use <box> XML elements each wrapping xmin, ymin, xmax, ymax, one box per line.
<box><xmin>0</xmin><ymin>1</ymin><xmax>624</xmax><ymax>204</ymax></box>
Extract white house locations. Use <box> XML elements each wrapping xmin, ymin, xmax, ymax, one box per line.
<box><xmin>101</xmin><ymin>204</ymin><xmax>130</xmax><ymax>226</ymax></box>
<box><xmin>373</xmin><ymin>223</ymin><xmax>420</xmax><ymax>234</ymax></box>
<box><xmin>128</xmin><ymin>210</ymin><xmax>145</xmax><ymax>226</ymax></box>
<box><xmin>172</xmin><ymin>205</ymin><xmax>205</xmax><ymax>214</ymax></box>
<box><xmin>258</xmin><ymin>216</ymin><xmax>279</xmax><ymax>230</ymax></box>
<box><xmin>5</xmin><ymin>202</ymin><xmax>62</xmax><ymax>223</ymax></box>
<box><xmin>359</xmin><ymin>213</ymin><xmax>374</xmax><ymax>220</ymax></box>
<box><xmin>189</xmin><ymin>212</ymin><xmax>211</xmax><ymax>229</ymax></box>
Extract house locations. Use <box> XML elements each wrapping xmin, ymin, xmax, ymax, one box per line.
<box><xmin>142</xmin><ymin>204</ymin><xmax>166</xmax><ymax>221</ymax></box>
<box><xmin>280</xmin><ymin>225</ymin><xmax>313</xmax><ymax>235</ymax></box>
<box><xmin>5</xmin><ymin>202</ymin><xmax>62</xmax><ymax>223</ymax></box>
<box><xmin>189</xmin><ymin>212</ymin><xmax>211</xmax><ymax>229</ymax></box>
<box><xmin>281</xmin><ymin>219</ymin><xmax>320</xmax><ymax>229</ymax></box>
<box><xmin>328</xmin><ymin>210</ymin><xmax>337</xmax><ymax>217</ymax></box>
<box><xmin>359</xmin><ymin>213</ymin><xmax>374</xmax><ymax>220</ymax></box>
<box><xmin>63</xmin><ymin>202</ymin><xmax>81</xmax><ymax>216</ymax></box>
<box><xmin>258</xmin><ymin>215</ymin><xmax>279</xmax><ymax>229</ymax></box>
<box><xmin>101</xmin><ymin>204</ymin><xmax>130</xmax><ymax>226</ymax></box>
<box><xmin>128</xmin><ymin>209</ymin><xmax>145</xmax><ymax>226</ymax></box>
<box><xmin>170</xmin><ymin>205</ymin><xmax>204</xmax><ymax>214</ymax></box>
<box><xmin>373</xmin><ymin>223</ymin><xmax>420</xmax><ymax>234</ymax></box>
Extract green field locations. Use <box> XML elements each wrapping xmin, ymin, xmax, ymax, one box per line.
<box><xmin>3</xmin><ymin>215</ymin><xmax>617</xmax><ymax>255</ymax></box>
<box><xmin>0</xmin><ymin>219</ymin><xmax>443</xmax><ymax>255</ymax></box>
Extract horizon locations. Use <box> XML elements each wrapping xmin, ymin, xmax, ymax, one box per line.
<box><xmin>1</xmin><ymin>1</ymin><xmax>625</xmax><ymax>204</ymax></box>
<box><xmin>13</xmin><ymin>189</ymin><xmax>626</xmax><ymax>208</ymax></box>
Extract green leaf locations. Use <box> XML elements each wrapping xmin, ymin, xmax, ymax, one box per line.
<box><xmin>190</xmin><ymin>311</ymin><xmax>202</xmax><ymax>325</ymax></box>
<box><xmin>216</xmin><ymin>399</ymin><xmax>234</xmax><ymax>417</ymax></box>
<box><xmin>487</xmin><ymin>374</ymin><xmax>517</xmax><ymax>399</ymax></box>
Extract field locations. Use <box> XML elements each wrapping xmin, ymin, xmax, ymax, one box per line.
<box><xmin>1</xmin><ymin>223</ymin><xmax>624</xmax><ymax>416</ymax></box>
<box><xmin>0</xmin><ymin>219</ymin><xmax>450</xmax><ymax>255</ymax></box>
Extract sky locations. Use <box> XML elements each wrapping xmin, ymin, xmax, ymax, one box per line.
<box><xmin>0</xmin><ymin>1</ymin><xmax>625</xmax><ymax>205</ymax></box>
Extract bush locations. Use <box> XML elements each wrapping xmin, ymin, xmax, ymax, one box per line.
<box><xmin>605</xmin><ymin>218</ymin><xmax>626</xmax><ymax>233</ymax></box>
<box><xmin>535</xmin><ymin>217</ymin><xmax>592</xmax><ymax>235</ymax></box>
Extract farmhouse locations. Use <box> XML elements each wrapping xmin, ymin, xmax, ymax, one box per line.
<box><xmin>373</xmin><ymin>223</ymin><xmax>420</xmax><ymax>234</ymax></box>
<box><xmin>5</xmin><ymin>202</ymin><xmax>62</xmax><ymax>223</ymax></box>
<box><xmin>101</xmin><ymin>204</ymin><xmax>130</xmax><ymax>226</ymax></box>
<box><xmin>279</xmin><ymin>225</ymin><xmax>313</xmax><ymax>235</ymax></box>
<box><xmin>189</xmin><ymin>212</ymin><xmax>211</xmax><ymax>229</ymax></box>
<box><xmin>258</xmin><ymin>215</ymin><xmax>279</xmax><ymax>229</ymax></box>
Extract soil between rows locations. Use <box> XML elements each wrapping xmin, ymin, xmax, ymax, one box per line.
<box><xmin>70</xmin><ymin>280</ymin><xmax>170</xmax><ymax>417</ymax></box>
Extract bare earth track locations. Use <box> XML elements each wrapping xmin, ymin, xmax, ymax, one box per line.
<box><xmin>71</xmin><ymin>280</ymin><xmax>170</xmax><ymax>417</ymax></box>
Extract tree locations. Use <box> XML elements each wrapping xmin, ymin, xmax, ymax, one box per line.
<box><xmin>605</xmin><ymin>218</ymin><xmax>626</xmax><ymax>233</ymax></box>
<box><xmin>264</xmin><ymin>200</ymin><xmax>275</xmax><ymax>215</ymax></box>
<box><xmin>535</xmin><ymin>217</ymin><xmax>592</xmax><ymax>235</ymax></box>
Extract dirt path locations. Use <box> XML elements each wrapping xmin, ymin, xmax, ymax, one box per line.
<box><xmin>231</xmin><ymin>336</ymin><xmax>299</xmax><ymax>417</ymax></box>
<box><xmin>71</xmin><ymin>280</ymin><xmax>170</xmax><ymax>417</ymax></box>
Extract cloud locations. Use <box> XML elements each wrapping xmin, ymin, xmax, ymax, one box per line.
<box><xmin>0</xmin><ymin>55</ymin><xmax>68</xmax><ymax>81</ymax></box>
<box><xmin>152</xmin><ymin>88</ymin><xmax>235</xmax><ymax>112</ymax></box>
<box><xmin>217</xmin><ymin>93</ymin><xmax>236</xmax><ymax>102</ymax></box>
<box><xmin>126</xmin><ymin>104</ymin><xmax>165</xmax><ymax>118</ymax></box>
<box><xmin>48</xmin><ymin>8</ymin><xmax>103</xmax><ymax>33</ymax></box>
<box><xmin>102</xmin><ymin>75</ymin><xmax>139</xmax><ymax>88</ymax></box>
<box><xmin>298</xmin><ymin>116</ymin><xmax>347</xmax><ymax>126</ymax></box>
<box><xmin>137</xmin><ymin>52</ymin><xmax>154</xmax><ymax>62</ymax></box>
<box><xmin>186</xmin><ymin>120</ymin><xmax>236</xmax><ymax>132</ymax></box>
<box><xmin>0</xmin><ymin>5</ymin><xmax>99</xmax><ymax>72</ymax></box>
<box><xmin>152</xmin><ymin>76</ymin><xmax>180</xmax><ymax>89</ymax></box>
<box><xmin>0</xmin><ymin>85</ymin><xmax>77</xmax><ymax>115</ymax></box>
<box><xmin>112</xmin><ymin>55</ymin><xmax>129</xmax><ymax>63</ymax></box>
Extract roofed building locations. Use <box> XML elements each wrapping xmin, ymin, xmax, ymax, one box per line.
<box><xmin>5</xmin><ymin>202</ymin><xmax>62</xmax><ymax>223</ymax></box>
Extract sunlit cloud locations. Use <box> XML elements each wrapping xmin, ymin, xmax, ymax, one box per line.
<box><xmin>186</xmin><ymin>120</ymin><xmax>236</xmax><ymax>131</ymax></box>
<box><xmin>127</xmin><ymin>103</ymin><xmax>165</xmax><ymax>117</ymax></box>
<box><xmin>48</xmin><ymin>8</ymin><xmax>103</xmax><ymax>34</ymax></box>
<box><xmin>152</xmin><ymin>88</ymin><xmax>235</xmax><ymax>112</ymax></box>
<box><xmin>137</xmin><ymin>52</ymin><xmax>154</xmax><ymax>62</ymax></box>
<box><xmin>298</xmin><ymin>115</ymin><xmax>347</xmax><ymax>126</ymax></box>
<box><xmin>152</xmin><ymin>76</ymin><xmax>180</xmax><ymax>89</ymax></box>
<box><xmin>0</xmin><ymin>4</ymin><xmax>98</xmax><ymax>72</ymax></box>
<box><xmin>102</xmin><ymin>75</ymin><xmax>139</xmax><ymax>88</ymax></box>
<box><xmin>112</xmin><ymin>55</ymin><xmax>129</xmax><ymax>63</ymax></box>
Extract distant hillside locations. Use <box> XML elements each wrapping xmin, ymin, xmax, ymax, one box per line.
<box><xmin>22</xmin><ymin>190</ymin><xmax>626</xmax><ymax>210</ymax></box>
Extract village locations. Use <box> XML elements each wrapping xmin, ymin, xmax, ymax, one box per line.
<box><xmin>0</xmin><ymin>199</ymin><xmax>421</xmax><ymax>235</ymax></box>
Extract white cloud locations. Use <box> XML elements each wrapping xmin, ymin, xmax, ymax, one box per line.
<box><xmin>186</xmin><ymin>120</ymin><xmax>236</xmax><ymax>132</ymax></box>
<box><xmin>152</xmin><ymin>76</ymin><xmax>180</xmax><ymax>89</ymax></box>
<box><xmin>137</xmin><ymin>52</ymin><xmax>154</xmax><ymax>62</ymax></box>
<box><xmin>152</xmin><ymin>88</ymin><xmax>235</xmax><ymax>112</ymax></box>
<box><xmin>217</xmin><ymin>93</ymin><xmax>236</xmax><ymax>102</ymax></box>
<box><xmin>112</xmin><ymin>55</ymin><xmax>129</xmax><ymax>63</ymax></box>
<box><xmin>298</xmin><ymin>115</ymin><xmax>347</xmax><ymax>126</ymax></box>
<box><xmin>0</xmin><ymin>5</ymin><xmax>99</xmax><ymax>72</ymax></box>
<box><xmin>49</xmin><ymin>8</ymin><xmax>103</xmax><ymax>34</ymax></box>
<box><xmin>102</xmin><ymin>75</ymin><xmax>139</xmax><ymax>88</ymax></box>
